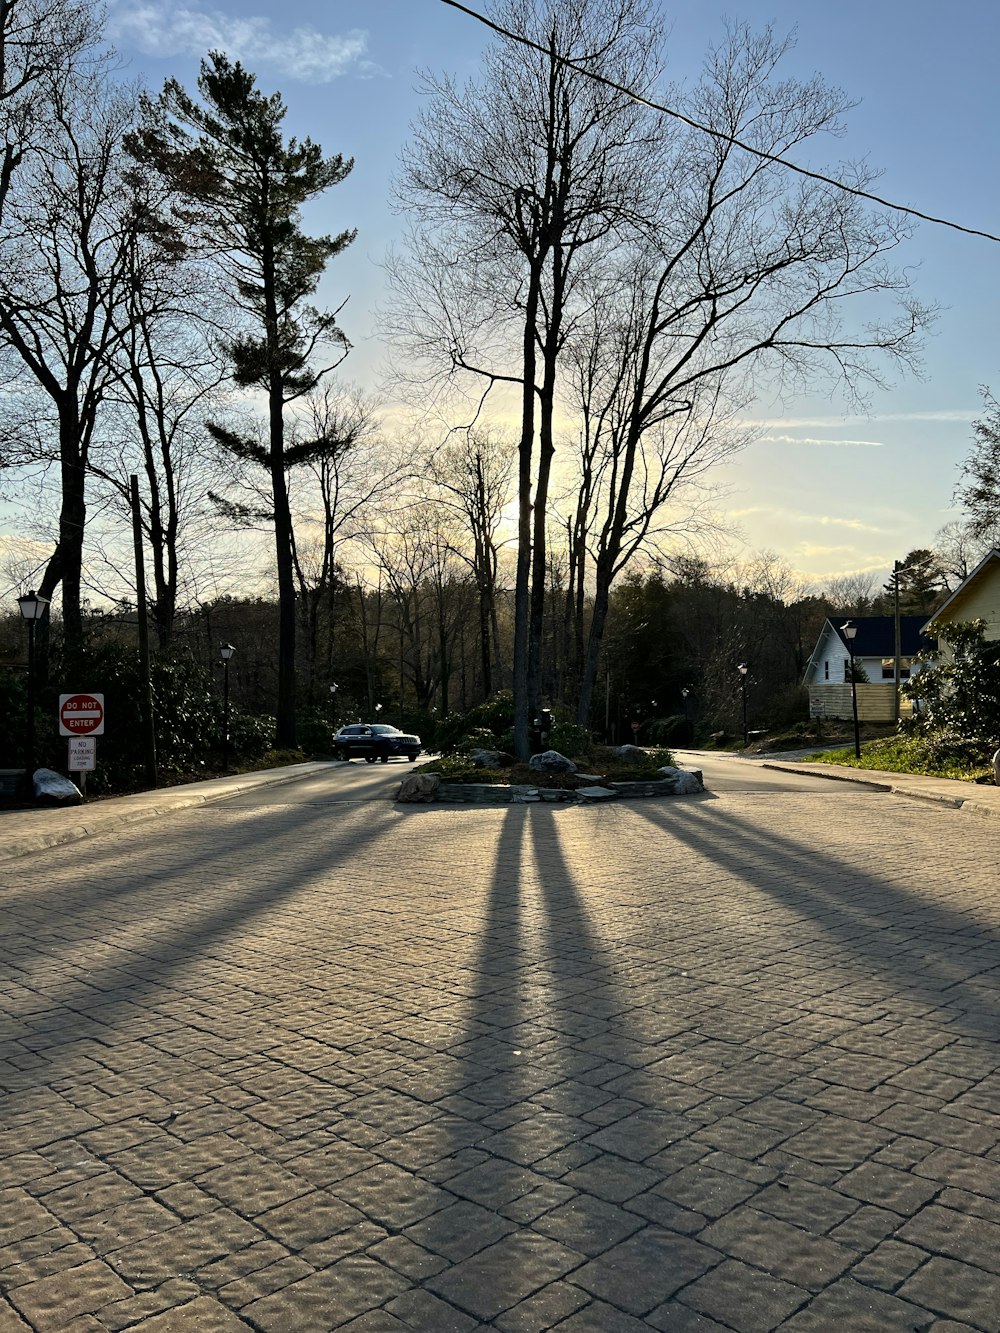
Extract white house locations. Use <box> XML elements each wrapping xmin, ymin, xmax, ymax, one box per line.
<box><xmin>804</xmin><ymin>616</ymin><xmax>935</xmax><ymax>720</ymax></box>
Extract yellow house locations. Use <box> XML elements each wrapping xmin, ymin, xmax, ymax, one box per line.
<box><xmin>922</xmin><ymin>548</ymin><xmax>1000</xmax><ymax>659</ymax></box>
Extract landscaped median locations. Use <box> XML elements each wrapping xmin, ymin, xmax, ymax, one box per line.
<box><xmin>395</xmin><ymin>744</ymin><xmax>704</xmax><ymax>805</ymax></box>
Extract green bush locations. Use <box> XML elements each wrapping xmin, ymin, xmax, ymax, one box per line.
<box><xmin>549</xmin><ymin>721</ymin><xmax>595</xmax><ymax>758</ymax></box>
<box><xmin>435</xmin><ymin>691</ymin><xmax>515</xmax><ymax>754</ymax></box>
<box><xmin>296</xmin><ymin>709</ymin><xmax>331</xmax><ymax>755</ymax></box>
<box><xmin>902</xmin><ymin>619</ymin><xmax>1000</xmax><ymax>749</ymax></box>
<box><xmin>639</xmin><ymin>715</ymin><xmax>685</xmax><ymax>746</ymax></box>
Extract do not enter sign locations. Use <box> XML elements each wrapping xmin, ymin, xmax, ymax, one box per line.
<box><xmin>59</xmin><ymin>693</ymin><xmax>105</xmax><ymax>736</ymax></box>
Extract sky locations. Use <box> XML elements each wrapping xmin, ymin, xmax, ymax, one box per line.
<box><xmin>93</xmin><ymin>1</ymin><xmax>1000</xmax><ymax>587</ymax></box>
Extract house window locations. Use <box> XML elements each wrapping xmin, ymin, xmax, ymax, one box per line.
<box><xmin>843</xmin><ymin>659</ymin><xmax>851</xmax><ymax>682</ymax></box>
<box><xmin>824</xmin><ymin>661</ymin><xmax>829</xmax><ymax>680</ymax></box>
<box><xmin>881</xmin><ymin>658</ymin><xmax>911</xmax><ymax>680</ymax></box>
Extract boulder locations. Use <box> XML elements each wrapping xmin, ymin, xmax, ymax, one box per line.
<box><xmin>528</xmin><ymin>750</ymin><xmax>577</xmax><ymax>773</ymax></box>
<box><xmin>468</xmin><ymin>748</ymin><xmax>513</xmax><ymax>769</ymax></box>
<box><xmin>614</xmin><ymin>744</ymin><xmax>646</xmax><ymax>762</ymax></box>
<box><xmin>657</xmin><ymin>765</ymin><xmax>705</xmax><ymax>794</ymax></box>
<box><xmin>994</xmin><ymin>748</ymin><xmax>1000</xmax><ymax>786</ymax></box>
<box><xmin>33</xmin><ymin>768</ymin><xmax>82</xmax><ymax>805</ymax></box>
<box><xmin>396</xmin><ymin>772</ymin><xmax>441</xmax><ymax>803</ymax></box>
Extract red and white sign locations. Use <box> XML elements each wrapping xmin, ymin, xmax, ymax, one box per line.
<box><xmin>67</xmin><ymin>737</ymin><xmax>96</xmax><ymax>771</ymax></box>
<box><xmin>59</xmin><ymin>693</ymin><xmax>105</xmax><ymax>736</ymax></box>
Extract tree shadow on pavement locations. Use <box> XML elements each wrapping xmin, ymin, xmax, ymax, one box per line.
<box><xmin>628</xmin><ymin>798</ymin><xmax>1000</xmax><ymax>1043</ymax></box>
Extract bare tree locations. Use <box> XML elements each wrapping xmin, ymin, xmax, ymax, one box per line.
<box><xmin>824</xmin><ymin>570</ymin><xmax>880</xmax><ymax>614</ymax></box>
<box><xmin>0</xmin><ymin>79</ymin><xmax>158</xmax><ymax>651</ymax></box>
<box><xmin>558</xmin><ymin>22</ymin><xmax>930</xmax><ymax>724</ymax></box>
<box><xmin>392</xmin><ymin>0</ymin><xmax>663</xmax><ymax>756</ymax></box>
<box><xmin>426</xmin><ymin>428</ymin><xmax>514</xmax><ymax>698</ymax></box>
<box><xmin>0</xmin><ymin>0</ymin><xmax>100</xmax><ymax>227</ymax></box>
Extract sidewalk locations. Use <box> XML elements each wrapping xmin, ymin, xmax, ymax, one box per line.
<box><xmin>757</xmin><ymin>755</ymin><xmax>1000</xmax><ymax>819</ymax></box>
<box><xmin>0</xmin><ymin>762</ymin><xmax>333</xmax><ymax>864</ymax></box>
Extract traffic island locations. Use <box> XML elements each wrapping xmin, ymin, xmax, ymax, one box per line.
<box><xmin>395</xmin><ymin>763</ymin><xmax>705</xmax><ymax>806</ymax></box>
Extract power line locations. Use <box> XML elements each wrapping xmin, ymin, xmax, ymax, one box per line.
<box><xmin>440</xmin><ymin>0</ymin><xmax>1000</xmax><ymax>247</ymax></box>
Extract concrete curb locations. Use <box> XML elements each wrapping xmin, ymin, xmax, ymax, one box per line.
<box><xmin>758</xmin><ymin>759</ymin><xmax>1000</xmax><ymax>819</ymax></box>
<box><xmin>0</xmin><ymin>762</ymin><xmax>333</xmax><ymax>864</ymax></box>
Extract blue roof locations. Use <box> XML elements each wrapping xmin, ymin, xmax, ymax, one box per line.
<box><xmin>829</xmin><ymin>616</ymin><xmax>934</xmax><ymax>657</ymax></box>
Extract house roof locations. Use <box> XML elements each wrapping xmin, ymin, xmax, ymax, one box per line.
<box><xmin>921</xmin><ymin>548</ymin><xmax>1000</xmax><ymax>632</ymax></box>
<box><xmin>827</xmin><ymin>616</ymin><xmax>933</xmax><ymax>658</ymax></box>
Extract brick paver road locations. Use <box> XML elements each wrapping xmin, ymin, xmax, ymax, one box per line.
<box><xmin>1</xmin><ymin>775</ymin><xmax>998</xmax><ymax>1330</ymax></box>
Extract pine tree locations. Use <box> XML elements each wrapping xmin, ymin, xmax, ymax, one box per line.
<box><xmin>131</xmin><ymin>52</ymin><xmax>355</xmax><ymax>746</ymax></box>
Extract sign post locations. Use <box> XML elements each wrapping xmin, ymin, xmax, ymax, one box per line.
<box><xmin>59</xmin><ymin>693</ymin><xmax>105</xmax><ymax>737</ymax></box>
<box><xmin>59</xmin><ymin>695</ymin><xmax>104</xmax><ymax>800</ymax></box>
<box><xmin>67</xmin><ymin>736</ymin><xmax>96</xmax><ymax>797</ymax></box>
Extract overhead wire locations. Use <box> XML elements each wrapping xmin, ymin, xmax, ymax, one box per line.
<box><xmin>440</xmin><ymin>0</ymin><xmax>1000</xmax><ymax>246</ymax></box>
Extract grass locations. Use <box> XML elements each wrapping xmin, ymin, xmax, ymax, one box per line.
<box><xmin>412</xmin><ymin>745</ymin><xmax>676</xmax><ymax>788</ymax></box>
<box><xmin>806</xmin><ymin>732</ymin><xmax>995</xmax><ymax>783</ymax></box>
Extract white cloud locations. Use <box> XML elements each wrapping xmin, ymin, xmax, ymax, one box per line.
<box><xmin>728</xmin><ymin>507</ymin><xmax>883</xmax><ymax>533</ymax></box>
<box><xmin>759</xmin><ymin>434</ymin><xmax>884</xmax><ymax>447</ymax></box>
<box><xmin>108</xmin><ymin>3</ymin><xmax>374</xmax><ymax>83</ymax></box>
<box><xmin>744</xmin><ymin>409</ymin><xmax>976</xmax><ymax>429</ymax></box>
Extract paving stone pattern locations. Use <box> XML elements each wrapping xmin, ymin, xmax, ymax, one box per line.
<box><xmin>1</xmin><ymin>786</ymin><xmax>998</xmax><ymax>1330</ymax></box>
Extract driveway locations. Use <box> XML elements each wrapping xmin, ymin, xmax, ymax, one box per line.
<box><xmin>1</xmin><ymin>764</ymin><xmax>998</xmax><ymax>1329</ymax></box>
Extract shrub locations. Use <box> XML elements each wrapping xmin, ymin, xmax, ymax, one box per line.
<box><xmin>902</xmin><ymin>619</ymin><xmax>1000</xmax><ymax>749</ymax></box>
<box><xmin>435</xmin><ymin>691</ymin><xmax>515</xmax><ymax>754</ymax></box>
<box><xmin>549</xmin><ymin>721</ymin><xmax>595</xmax><ymax>758</ymax></box>
<box><xmin>296</xmin><ymin>710</ymin><xmax>331</xmax><ymax>755</ymax></box>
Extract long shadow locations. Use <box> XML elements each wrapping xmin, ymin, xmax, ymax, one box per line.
<box><xmin>0</xmin><ymin>800</ymin><xmax>405</xmax><ymax>1094</ymax></box>
<box><xmin>405</xmin><ymin>805</ymin><xmax>726</xmax><ymax>1327</ymax></box>
<box><xmin>627</xmin><ymin>798</ymin><xmax>1000</xmax><ymax>1040</ymax></box>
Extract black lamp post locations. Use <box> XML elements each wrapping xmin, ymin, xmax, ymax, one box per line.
<box><xmin>681</xmin><ymin>686</ymin><xmax>691</xmax><ymax>742</ymax></box>
<box><xmin>329</xmin><ymin>682</ymin><xmax>338</xmax><ymax>738</ymax></box>
<box><xmin>220</xmin><ymin>642</ymin><xmax>235</xmax><ymax>772</ymax></box>
<box><xmin>737</xmin><ymin>663</ymin><xmax>749</xmax><ymax>747</ymax></box>
<box><xmin>841</xmin><ymin>621</ymin><xmax>861</xmax><ymax>759</ymax></box>
<box><xmin>17</xmin><ymin>590</ymin><xmax>49</xmax><ymax>799</ymax></box>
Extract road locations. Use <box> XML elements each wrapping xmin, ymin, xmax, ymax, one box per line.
<box><xmin>1</xmin><ymin>757</ymin><xmax>998</xmax><ymax>1331</ymax></box>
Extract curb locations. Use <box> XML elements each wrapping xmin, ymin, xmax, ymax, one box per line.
<box><xmin>759</xmin><ymin>760</ymin><xmax>1000</xmax><ymax>819</ymax></box>
<box><xmin>0</xmin><ymin>763</ymin><xmax>332</xmax><ymax>864</ymax></box>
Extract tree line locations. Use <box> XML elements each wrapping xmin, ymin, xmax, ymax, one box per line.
<box><xmin>6</xmin><ymin>0</ymin><xmax>977</xmax><ymax>764</ymax></box>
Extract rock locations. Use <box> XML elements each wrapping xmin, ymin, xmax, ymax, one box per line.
<box><xmin>528</xmin><ymin>750</ymin><xmax>577</xmax><ymax>773</ymax></box>
<box><xmin>33</xmin><ymin>768</ymin><xmax>82</xmax><ymax>805</ymax></box>
<box><xmin>575</xmin><ymin>773</ymin><xmax>605</xmax><ymax>783</ymax></box>
<box><xmin>468</xmin><ymin>748</ymin><xmax>513</xmax><ymax>769</ymax></box>
<box><xmin>576</xmin><ymin>785</ymin><xmax>617</xmax><ymax>801</ymax></box>
<box><xmin>510</xmin><ymin>785</ymin><xmax>541</xmax><ymax>802</ymax></box>
<box><xmin>994</xmin><ymin>749</ymin><xmax>1000</xmax><ymax>786</ymax></box>
<box><xmin>657</xmin><ymin>765</ymin><xmax>705</xmax><ymax>794</ymax></box>
<box><xmin>614</xmin><ymin>744</ymin><xmax>646</xmax><ymax>762</ymax></box>
<box><xmin>396</xmin><ymin>772</ymin><xmax>441</xmax><ymax>803</ymax></box>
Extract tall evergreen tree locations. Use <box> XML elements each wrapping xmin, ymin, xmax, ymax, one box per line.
<box><xmin>131</xmin><ymin>53</ymin><xmax>355</xmax><ymax>745</ymax></box>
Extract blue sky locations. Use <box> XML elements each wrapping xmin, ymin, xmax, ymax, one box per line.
<box><xmin>103</xmin><ymin>0</ymin><xmax>1000</xmax><ymax>586</ymax></box>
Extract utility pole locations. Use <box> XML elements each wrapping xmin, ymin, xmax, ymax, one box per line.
<box><xmin>130</xmin><ymin>476</ymin><xmax>158</xmax><ymax>789</ymax></box>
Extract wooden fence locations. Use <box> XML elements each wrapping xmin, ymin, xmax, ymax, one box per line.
<box><xmin>808</xmin><ymin>683</ymin><xmax>912</xmax><ymax>721</ymax></box>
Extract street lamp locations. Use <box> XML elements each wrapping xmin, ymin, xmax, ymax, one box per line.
<box><xmin>219</xmin><ymin>642</ymin><xmax>235</xmax><ymax>772</ymax></box>
<box><xmin>375</xmin><ymin>702</ymin><xmax>382</xmax><ymax>716</ymax></box>
<box><xmin>737</xmin><ymin>663</ymin><xmax>748</xmax><ymax>747</ymax></box>
<box><xmin>681</xmin><ymin>686</ymin><xmax>691</xmax><ymax>742</ymax></box>
<box><xmin>841</xmin><ymin>621</ymin><xmax>861</xmax><ymax>759</ymax></box>
<box><xmin>329</xmin><ymin>682</ymin><xmax>339</xmax><ymax>737</ymax></box>
<box><xmin>17</xmin><ymin>590</ymin><xmax>48</xmax><ymax>799</ymax></box>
